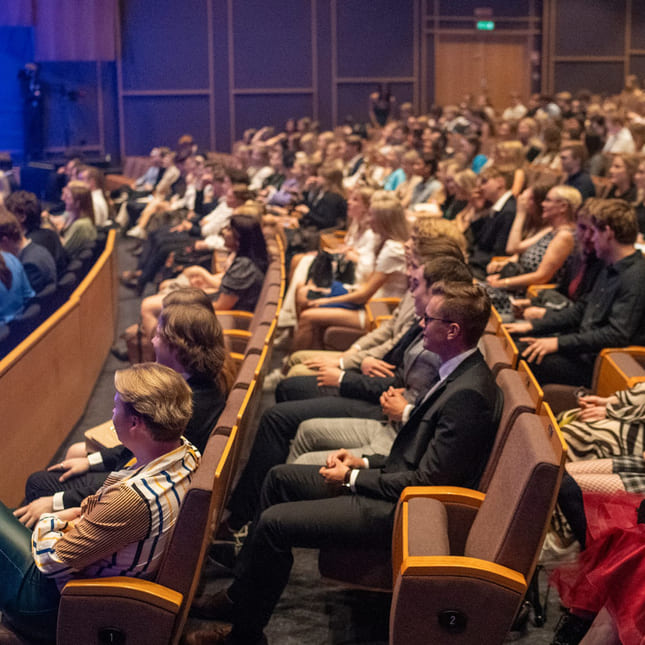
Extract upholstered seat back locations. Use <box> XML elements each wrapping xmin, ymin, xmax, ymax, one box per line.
<box><xmin>465</xmin><ymin>412</ymin><xmax>560</xmax><ymax>574</ymax></box>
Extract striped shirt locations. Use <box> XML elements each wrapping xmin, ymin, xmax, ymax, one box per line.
<box><xmin>32</xmin><ymin>438</ymin><xmax>200</xmax><ymax>588</ymax></box>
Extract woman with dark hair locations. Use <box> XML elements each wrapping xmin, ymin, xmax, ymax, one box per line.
<box><xmin>5</xmin><ymin>190</ymin><xmax>68</xmax><ymax>276</ymax></box>
<box><xmin>137</xmin><ymin>209</ymin><xmax>268</xmax><ymax>341</ymax></box>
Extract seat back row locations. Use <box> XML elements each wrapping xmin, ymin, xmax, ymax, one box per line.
<box><xmin>50</xmin><ymin>232</ymin><xmax>286</xmax><ymax>645</ymax></box>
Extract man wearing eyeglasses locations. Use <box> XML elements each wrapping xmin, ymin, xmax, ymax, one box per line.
<box><xmin>187</xmin><ymin>282</ymin><xmax>502</xmax><ymax>645</ymax></box>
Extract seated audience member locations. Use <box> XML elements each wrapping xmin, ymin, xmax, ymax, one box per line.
<box><xmin>187</xmin><ymin>282</ymin><xmax>501</xmax><ymax>645</ymax></box>
<box><xmin>123</xmin><ymin>173</ymin><xmax>250</xmax><ymax>295</ymax></box>
<box><xmin>484</xmin><ymin>185</ymin><xmax>579</xmax><ymax>319</ymax></box>
<box><xmin>603</xmin><ymin>112</ymin><xmax>636</xmax><ymax>154</ymax></box>
<box><xmin>561</xmin><ymin>143</ymin><xmax>596</xmax><ymax>201</ymax></box>
<box><xmin>78</xmin><ymin>165</ymin><xmax>111</xmax><ymax>228</ymax></box>
<box><xmin>392</xmin><ymin>150</ymin><xmax>421</xmax><ymax>207</ymax></box>
<box><xmin>0</xmin><ymin>248</ymin><xmax>34</xmax><ymax>324</ymax></box>
<box><xmin>285</xmin><ymin>258</ymin><xmax>474</xmax><ymax>465</ymax></box>
<box><xmin>341</xmin><ymin>134</ymin><xmax>365</xmax><ymax>189</ymax></box>
<box><xmin>493</xmin><ymin>140</ymin><xmax>527</xmax><ymax>197</ymax></box>
<box><xmin>633</xmin><ymin>158</ymin><xmax>645</xmax><ymax>237</ymax></box>
<box><xmin>439</xmin><ymin>160</ymin><xmax>465</xmax><ymax>220</ymax></box>
<box><xmin>275</xmin><ymin>185</ymin><xmax>377</xmax><ymax>332</ymax></box>
<box><xmin>517</xmin><ymin>197</ymin><xmax>604</xmax><ymax>321</ymax></box>
<box><xmin>17</xmin><ymin>294</ymin><xmax>230</xmax><ymax>524</ymax></box>
<box><xmin>0</xmin><ymin>362</ymin><xmax>199</xmax><ymax>641</ymax></box>
<box><xmin>292</xmin><ymin>193</ymin><xmax>408</xmax><ymax>351</ymax></box>
<box><xmin>285</xmin><ymin>235</ymin><xmax>466</xmax><ymax>379</ymax></box>
<box><xmin>134</xmin><ymin>147</ymin><xmax>167</xmax><ymax>193</ymax></box>
<box><xmin>57</xmin><ymin>181</ymin><xmax>97</xmax><ymax>257</ymax></box>
<box><xmin>0</xmin><ymin>207</ymin><xmax>56</xmax><ymax>292</ymax></box>
<box><xmin>506</xmin><ymin>199</ymin><xmax>645</xmax><ymax>387</ymax></box>
<box><xmin>219</xmin><ymin>255</ymin><xmax>476</xmax><ymax>539</ymax></box>
<box><xmin>137</xmin><ymin>211</ymin><xmax>268</xmax><ymax>341</ymax></box>
<box><xmin>408</xmin><ymin>154</ymin><xmax>444</xmax><ymax>209</ymax></box>
<box><xmin>467</xmin><ymin>166</ymin><xmax>517</xmax><ymax>278</ymax></box>
<box><xmin>5</xmin><ymin>191</ymin><xmax>68</xmax><ymax>276</ymax></box>
<box><xmin>606</xmin><ymin>152</ymin><xmax>638</xmax><ymax>202</ymax></box>
<box><xmin>530</xmin><ymin>124</ymin><xmax>562</xmax><ymax>171</ymax></box>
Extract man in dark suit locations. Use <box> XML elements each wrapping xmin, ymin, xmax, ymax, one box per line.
<box><xmin>468</xmin><ymin>166</ymin><xmax>517</xmax><ymax>279</ymax></box>
<box><xmin>188</xmin><ymin>282</ymin><xmax>502</xmax><ymax>645</ymax></box>
<box><xmin>222</xmin><ymin>256</ymin><xmax>474</xmax><ymax>530</ymax></box>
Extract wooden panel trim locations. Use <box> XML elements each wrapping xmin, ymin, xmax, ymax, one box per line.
<box><xmin>115</xmin><ymin>0</ymin><xmax>125</xmax><ymax>159</ymax></box>
<box><xmin>232</xmin><ymin>88</ymin><xmax>314</xmax><ymax>95</ymax></box>
<box><xmin>331</xmin><ymin>0</ymin><xmax>338</xmax><ymax>126</ymax></box>
<box><xmin>311</xmin><ymin>0</ymin><xmax>318</xmax><ymax>122</ymax></box>
<box><xmin>227</xmin><ymin>0</ymin><xmax>235</xmax><ymax>149</ymax></box>
<box><xmin>96</xmin><ymin>61</ymin><xmax>105</xmax><ymax>155</ymax></box>
<box><xmin>553</xmin><ymin>56</ymin><xmax>625</xmax><ymax>62</ymax></box>
<box><xmin>121</xmin><ymin>89</ymin><xmax>211</xmax><ymax>96</ymax></box>
<box><xmin>336</xmin><ymin>76</ymin><xmax>416</xmax><ymax>84</ymax></box>
<box><xmin>207</xmin><ymin>0</ymin><xmax>216</xmax><ymax>150</ymax></box>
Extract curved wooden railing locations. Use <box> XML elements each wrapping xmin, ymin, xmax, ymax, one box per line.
<box><xmin>0</xmin><ymin>230</ymin><xmax>118</xmax><ymax>506</ymax></box>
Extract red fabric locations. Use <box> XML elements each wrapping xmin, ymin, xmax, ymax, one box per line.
<box><xmin>551</xmin><ymin>491</ymin><xmax>645</xmax><ymax>645</ymax></box>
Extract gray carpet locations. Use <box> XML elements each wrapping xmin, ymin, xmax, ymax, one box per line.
<box><xmin>63</xmin><ymin>236</ymin><xmax>566</xmax><ymax>644</ymax></box>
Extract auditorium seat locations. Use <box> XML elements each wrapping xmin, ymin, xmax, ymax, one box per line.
<box><xmin>388</xmin><ymin>406</ymin><xmax>566</xmax><ymax>644</ymax></box>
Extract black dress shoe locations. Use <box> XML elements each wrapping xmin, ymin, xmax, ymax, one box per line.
<box><xmin>184</xmin><ymin>626</ymin><xmax>267</xmax><ymax>645</ymax></box>
<box><xmin>110</xmin><ymin>345</ymin><xmax>129</xmax><ymax>362</ymax></box>
<box><xmin>190</xmin><ymin>590</ymin><xmax>235</xmax><ymax>622</ymax></box>
<box><xmin>552</xmin><ymin>611</ymin><xmax>593</xmax><ymax>645</ymax></box>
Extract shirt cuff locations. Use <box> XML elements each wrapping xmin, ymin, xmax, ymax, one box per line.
<box><xmin>338</xmin><ymin>370</ymin><xmax>346</xmax><ymax>385</ymax></box>
<box><xmin>52</xmin><ymin>492</ymin><xmax>65</xmax><ymax>511</ymax></box>
<box><xmin>87</xmin><ymin>452</ymin><xmax>103</xmax><ymax>471</ymax></box>
<box><xmin>349</xmin><ymin>468</ymin><xmax>361</xmax><ymax>492</ymax></box>
<box><xmin>401</xmin><ymin>404</ymin><xmax>413</xmax><ymax>425</ymax></box>
<box><xmin>339</xmin><ymin>357</ymin><xmax>344</xmax><ymax>370</ymax></box>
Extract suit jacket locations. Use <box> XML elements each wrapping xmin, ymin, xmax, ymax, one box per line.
<box><xmin>354</xmin><ymin>350</ymin><xmax>502</xmax><ymax>502</ymax></box>
<box><xmin>469</xmin><ymin>195</ymin><xmax>517</xmax><ymax>274</ymax></box>
<box><xmin>343</xmin><ymin>291</ymin><xmax>416</xmax><ymax>370</ymax></box>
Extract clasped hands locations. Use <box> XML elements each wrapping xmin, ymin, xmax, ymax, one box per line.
<box><xmin>319</xmin><ymin>448</ymin><xmax>364</xmax><ymax>486</ymax></box>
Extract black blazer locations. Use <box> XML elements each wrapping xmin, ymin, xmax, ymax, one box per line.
<box><xmin>354</xmin><ymin>350</ymin><xmax>502</xmax><ymax>502</ymax></box>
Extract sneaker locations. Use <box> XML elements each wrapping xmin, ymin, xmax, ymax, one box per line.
<box><xmin>552</xmin><ymin>612</ymin><xmax>593</xmax><ymax>645</ymax></box>
<box><xmin>126</xmin><ymin>225</ymin><xmax>146</xmax><ymax>240</ymax></box>
<box><xmin>262</xmin><ymin>367</ymin><xmax>284</xmax><ymax>392</ymax></box>
<box><xmin>539</xmin><ymin>531</ymin><xmax>580</xmax><ymax>566</ymax></box>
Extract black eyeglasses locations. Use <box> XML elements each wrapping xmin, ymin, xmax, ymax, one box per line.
<box><xmin>422</xmin><ymin>313</ymin><xmax>454</xmax><ymax>325</ymax></box>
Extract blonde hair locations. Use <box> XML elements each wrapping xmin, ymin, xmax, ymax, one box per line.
<box><xmin>369</xmin><ymin>194</ymin><xmax>409</xmax><ymax>243</ymax></box>
<box><xmin>549</xmin><ymin>185</ymin><xmax>583</xmax><ymax>219</ymax></box>
<box><xmin>114</xmin><ymin>363</ymin><xmax>192</xmax><ymax>442</ymax></box>
<box><xmin>495</xmin><ymin>140</ymin><xmax>526</xmax><ymax>169</ymax></box>
<box><xmin>413</xmin><ymin>216</ymin><xmax>468</xmax><ymax>257</ymax></box>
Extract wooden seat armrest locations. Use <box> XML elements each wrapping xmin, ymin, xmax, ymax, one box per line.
<box><xmin>398</xmin><ymin>555</ymin><xmax>526</xmax><ymax>594</ymax></box>
<box><xmin>398</xmin><ymin>486</ymin><xmax>485</xmax><ymax>509</ymax></box>
<box><xmin>374</xmin><ymin>315</ymin><xmax>392</xmax><ymax>328</ymax></box>
<box><xmin>367</xmin><ymin>297</ymin><xmax>401</xmax><ymax>306</ymax></box>
<box><xmin>61</xmin><ymin>577</ymin><xmax>183</xmax><ymax>613</ymax></box>
<box><xmin>224</xmin><ymin>329</ymin><xmax>252</xmax><ymax>339</ymax></box>
<box><xmin>526</xmin><ymin>283</ymin><xmax>556</xmax><ymax>299</ymax></box>
<box><xmin>216</xmin><ymin>310</ymin><xmax>254</xmax><ymax>319</ymax></box>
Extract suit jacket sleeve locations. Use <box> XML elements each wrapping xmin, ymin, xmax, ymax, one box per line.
<box><xmin>342</xmin><ymin>297</ymin><xmax>416</xmax><ymax>370</ymax></box>
<box><xmin>354</xmin><ymin>385</ymin><xmax>497</xmax><ymax>502</ymax></box>
<box><xmin>339</xmin><ymin>370</ymin><xmax>402</xmax><ymax>403</ymax></box>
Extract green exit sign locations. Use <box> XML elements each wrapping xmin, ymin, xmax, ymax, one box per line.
<box><xmin>476</xmin><ymin>20</ymin><xmax>495</xmax><ymax>30</ymax></box>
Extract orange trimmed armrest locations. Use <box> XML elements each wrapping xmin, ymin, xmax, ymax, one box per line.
<box><xmin>368</xmin><ymin>297</ymin><xmax>401</xmax><ymax>306</ymax></box>
<box><xmin>526</xmin><ymin>283</ymin><xmax>556</xmax><ymax>299</ymax></box>
<box><xmin>399</xmin><ymin>555</ymin><xmax>527</xmax><ymax>594</ymax></box>
<box><xmin>217</xmin><ymin>310</ymin><xmax>254</xmax><ymax>319</ymax></box>
<box><xmin>399</xmin><ymin>486</ymin><xmax>485</xmax><ymax>509</ymax></box>
<box><xmin>61</xmin><ymin>577</ymin><xmax>183</xmax><ymax>613</ymax></box>
<box><xmin>374</xmin><ymin>315</ymin><xmax>392</xmax><ymax>328</ymax></box>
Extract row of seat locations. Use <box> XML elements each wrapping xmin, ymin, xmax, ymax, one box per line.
<box><xmin>1</xmin><ymin>233</ymin><xmax>287</xmax><ymax>645</ymax></box>
<box><xmin>0</xmin><ymin>231</ymin><xmax>110</xmax><ymax>358</ymax></box>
